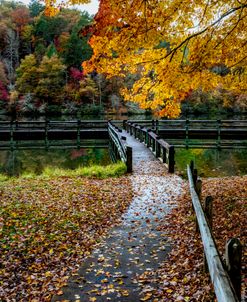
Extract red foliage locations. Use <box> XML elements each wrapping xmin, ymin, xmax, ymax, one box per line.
<box><xmin>0</xmin><ymin>80</ymin><xmax>9</xmax><ymax>101</ymax></box>
<box><xmin>70</xmin><ymin>67</ymin><xmax>84</xmax><ymax>82</ymax></box>
<box><xmin>11</xmin><ymin>7</ymin><xmax>31</xmax><ymax>33</ymax></box>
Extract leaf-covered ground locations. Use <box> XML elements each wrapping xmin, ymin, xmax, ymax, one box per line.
<box><xmin>139</xmin><ymin>175</ymin><xmax>247</xmax><ymax>301</ymax></box>
<box><xmin>0</xmin><ymin>176</ymin><xmax>132</xmax><ymax>301</ymax></box>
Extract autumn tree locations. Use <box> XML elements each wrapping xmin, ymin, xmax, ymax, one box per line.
<box><xmin>16</xmin><ymin>54</ymin><xmax>39</xmax><ymax>93</ymax></box>
<box><xmin>35</xmin><ymin>55</ymin><xmax>66</xmax><ymax>103</ymax></box>
<box><xmin>45</xmin><ymin>0</ymin><xmax>246</xmax><ymax>117</ymax></box>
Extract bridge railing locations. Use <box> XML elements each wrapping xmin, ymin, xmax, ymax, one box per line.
<box><xmin>187</xmin><ymin>161</ymin><xmax>242</xmax><ymax>302</ymax></box>
<box><xmin>108</xmin><ymin>121</ymin><xmax>132</xmax><ymax>173</ymax></box>
<box><xmin>124</xmin><ymin>121</ymin><xmax>175</xmax><ymax>173</ymax></box>
<box><xmin>127</xmin><ymin>119</ymin><xmax>247</xmax><ymax>129</ymax></box>
<box><xmin>0</xmin><ymin>120</ymin><xmax>108</xmax><ymax>130</ymax></box>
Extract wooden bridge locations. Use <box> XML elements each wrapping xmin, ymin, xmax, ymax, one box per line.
<box><xmin>0</xmin><ymin>119</ymin><xmax>246</xmax><ymax>172</ymax></box>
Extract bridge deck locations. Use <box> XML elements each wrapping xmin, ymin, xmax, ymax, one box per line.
<box><xmin>52</xmin><ymin>131</ymin><xmax>184</xmax><ymax>302</ymax></box>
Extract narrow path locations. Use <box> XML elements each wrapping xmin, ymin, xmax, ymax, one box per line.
<box><xmin>52</xmin><ymin>132</ymin><xmax>184</xmax><ymax>302</ymax></box>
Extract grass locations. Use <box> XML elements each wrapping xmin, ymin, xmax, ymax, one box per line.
<box><xmin>0</xmin><ymin>162</ymin><xmax>127</xmax><ymax>182</ymax></box>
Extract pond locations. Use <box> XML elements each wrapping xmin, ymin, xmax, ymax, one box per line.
<box><xmin>175</xmin><ymin>148</ymin><xmax>247</xmax><ymax>178</ymax></box>
<box><xmin>0</xmin><ymin>147</ymin><xmax>111</xmax><ymax>177</ymax></box>
<box><xmin>0</xmin><ymin>144</ymin><xmax>246</xmax><ymax>178</ymax></box>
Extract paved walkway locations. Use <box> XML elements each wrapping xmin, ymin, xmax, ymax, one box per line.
<box><xmin>52</xmin><ymin>132</ymin><xmax>184</xmax><ymax>302</ymax></box>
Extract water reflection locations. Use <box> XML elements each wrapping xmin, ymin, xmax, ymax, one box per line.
<box><xmin>175</xmin><ymin>148</ymin><xmax>247</xmax><ymax>177</ymax></box>
<box><xmin>0</xmin><ymin>147</ymin><xmax>111</xmax><ymax>176</ymax></box>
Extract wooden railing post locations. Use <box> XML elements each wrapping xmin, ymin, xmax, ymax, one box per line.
<box><xmin>152</xmin><ymin>137</ymin><xmax>155</xmax><ymax>152</ymax></box>
<box><xmin>217</xmin><ymin>119</ymin><xmax>221</xmax><ymax>149</ymax></box>
<box><xmin>168</xmin><ymin>145</ymin><xmax>175</xmax><ymax>173</ymax></box>
<box><xmin>155</xmin><ymin>136</ymin><xmax>161</xmax><ymax>158</ymax></box>
<box><xmin>126</xmin><ymin>146</ymin><xmax>132</xmax><ymax>173</ymax></box>
<box><xmin>10</xmin><ymin>120</ymin><xmax>14</xmax><ymax>150</ymax></box>
<box><xmin>77</xmin><ymin>119</ymin><xmax>81</xmax><ymax>148</ymax></box>
<box><xmin>204</xmin><ymin>196</ymin><xmax>213</xmax><ymax>229</ymax></box>
<box><xmin>155</xmin><ymin>120</ymin><xmax>159</xmax><ymax>134</ymax></box>
<box><xmin>45</xmin><ymin>119</ymin><xmax>49</xmax><ymax>149</ymax></box>
<box><xmin>192</xmin><ymin>168</ymin><xmax>198</xmax><ymax>186</ymax></box>
<box><xmin>195</xmin><ymin>179</ymin><xmax>202</xmax><ymax>200</ymax></box>
<box><xmin>123</xmin><ymin>120</ymin><xmax>127</xmax><ymax>130</ymax></box>
<box><xmin>225</xmin><ymin>238</ymin><xmax>242</xmax><ymax>301</ymax></box>
<box><xmin>147</xmin><ymin>129</ymin><xmax>151</xmax><ymax>147</ymax></box>
<box><xmin>190</xmin><ymin>160</ymin><xmax>194</xmax><ymax>172</ymax></box>
<box><xmin>185</xmin><ymin>119</ymin><xmax>189</xmax><ymax>148</ymax></box>
<box><xmin>162</xmin><ymin>147</ymin><xmax>167</xmax><ymax>163</ymax></box>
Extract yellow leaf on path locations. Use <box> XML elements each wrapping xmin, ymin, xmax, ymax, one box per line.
<box><xmin>140</xmin><ymin>293</ymin><xmax>152</xmax><ymax>301</ymax></box>
<box><xmin>121</xmin><ymin>290</ymin><xmax>129</xmax><ymax>296</ymax></box>
<box><xmin>89</xmin><ymin>298</ymin><xmax>97</xmax><ymax>302</ymax></box>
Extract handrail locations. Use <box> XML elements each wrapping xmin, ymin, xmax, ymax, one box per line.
<box><xmin>125</xmin><ymin>121</ymin><xmax>175</xmax><ymax>173</ymax></box>
<box><xmin>187</xmin><ymin>164</ymin><xmax>240</xmax><ymax>302</ymax></box>
<box><xmin>108</xmin><ymin>121</ymin><xmax>132</xmax><ymax>172</ymax></box>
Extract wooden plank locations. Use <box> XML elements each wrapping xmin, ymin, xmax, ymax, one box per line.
<box><xmin>187</xmin><ymin>165</ymin><xmax>239</xmax><ymax>302</ymax></box>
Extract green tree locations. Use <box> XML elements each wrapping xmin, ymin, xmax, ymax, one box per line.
<box><xmin>35</xmin><ymin>55</ymin><xmax>66</xmax><ymax>103</ymax></box>
<box><xmin>34</xmin><ymin>15</ymin><xmax>68</xmax><ymax>46</ymax></box>
<box><xmin>28</xmin><ymin>0</ymin><xmax>44</xmax><ymax>17</ymax></box>
<box><xmin>16</xmin><ymin>54</ymin><xmax>39</xmax><ymax>93</ymax></box>
<box><xmin>62</xmin><ymin>12</ymin><xmax>93</xmax><ymax>69</ymax></box>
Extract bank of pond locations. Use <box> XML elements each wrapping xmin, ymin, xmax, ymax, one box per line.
<box><xmin>0</xmin><ymin>144</ymin><xmax>246</xmax><ymax>178</ymax></box>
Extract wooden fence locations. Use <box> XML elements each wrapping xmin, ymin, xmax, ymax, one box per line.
<box><xmin>108</xmin><ymin>121</ymin><xmax>132</xmax><ymax>173</ymax></box>
<box><xmin>0</xmin><ymin>120</ymin><xmax>109</xmax><ymax>149</ymax></box>
<box><xmin>124</xmin><ymin>121</ymin><xmax>175</xmax><ymax>173</ymax></box>
<box><xmin>187</xmin><ymin>161</ymin><xmax>242</xmax><ymax>302</ymax></box>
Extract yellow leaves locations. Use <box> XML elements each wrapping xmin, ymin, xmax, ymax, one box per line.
<box><xmin>79</xmin><ymin>0</ymin><xmax>247</xmax><ymax>117</ymax></box>
<box><xmin>44</xmin><ymin>6</ymin><xmax>59</xmax><ymax>17</ymax></box>
<box><xmin>89</xmin><ymin>297</ymin><xmax>97</xmax><ymax>302</ymax></box>
<box><xmin>121</xmin><ymin>289</ymin><xmax>129</xmax><ymax>296</ymax></box>
<box><xmin>140</xmin><ymin>293</ymin><xmax>152</xmax><ymax>301</ymax></box>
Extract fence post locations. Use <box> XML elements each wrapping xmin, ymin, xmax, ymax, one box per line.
<box><xmin>146</xmin><ymin>129</ymin><xmax>151</xmax><ymax>147</ymax></box>
<box><xmin>162</xmin><ymin>147</ymin><xmax>167</xmax><ymax>163</ymax></box>
<box><xmin>192</xmin><ymin>168</ymin><xmax>198</xmax><ymax>186</ymax></box>
<box><xmin>45</xmin><ymin>119</ymin><xmax>49</xmax><ymax>149</ymax></box>
<box><xmin>185</xmin><ymin>119</ymin><xmax>189</xmax><ymax>148</ymax></box>
<box><xmin>155</xmin><ymin>120</ymin><xmax>159</xmax><ymax>134</ymax></box>
<box><xmin>152</xmin><ymin>137</ymin><xmax>155</xmax><ymax>152</ymax></box>
<box><xmin>190</xmin><ymin>160</ymin><xmax>194</xmax><ymax>173</ymax></box>
<box><xmin>168</xmin><ymin>145</ymin><xmax>175</xmax><ymax>173</ymax></box>
<box><xmin>77</xmin><ymin>119</ymin><xmax>81</xmax><ymax>148</ymax></box>
<box><xmin>155</xmin><ymin>137</ymin><xmax>161</xmax><ymax>158</ymax></box>
<box><xmin>123</xmin><ymin>120</ymin><xmax>127</xmax><ymax>130</ymax></box>
<box><xmin>204</xmin><ymin>196</ymin><xmax>213</xmax><ymax>229</ymax></box>
<box><xmin>10</xmin><ymin>120</ymin><xmax>14</xmax><ymax>150</ymax></box>
<box><xmin>217</xmin><ymin>119</ymin><xmax>221</xmax><ymax>150</ymax></box>
<box><xmin>195</xmin><ymin>179</ymin><xmax>202</xmax><ymax>200</ymax></box>
<box><xmin>126</xmin><ymin>146</ymin><xmax>132</xmax><ymax>173</ymax></box>
<box><xmin>225</xmin><ymin>238</ymin><xmax>242</xmax><ymax>301</ymax></box>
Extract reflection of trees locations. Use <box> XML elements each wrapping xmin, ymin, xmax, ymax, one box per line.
<box><xmin>175</xmin><ymin>148</ymin><xmax>247</xmax><ymax>177</ymax></box>
<box><xmin>0</xmin><ymin>147</ymin><xmax>111</xmax><ymax>176</ymax></box>
<box><xmin>0</xmin><ymin>150</ymin><xmax>22</xmax><ymax>176</ymax></box>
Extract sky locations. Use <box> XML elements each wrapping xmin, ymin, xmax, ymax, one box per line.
<box><xmin>18</xmin><ymin>0</ymin><xmax>99</xmax><ymax>15</ymax></box>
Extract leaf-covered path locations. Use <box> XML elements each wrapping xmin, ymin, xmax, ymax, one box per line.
<box><xmin>53</xmin><ymin>133</ymin><xmax>184</xmax><ymax>301</ymax></box>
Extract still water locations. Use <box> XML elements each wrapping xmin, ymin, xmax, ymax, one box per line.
<box><xmin>0</xmin><ymin>147</ymin><xmax>111</xmax><ymax>176</ymax></box>
<box><xmin>0</xmin><ymin>145</ymin><xmax>246</xmax><ymax>177</ymax></box>
<box><xmin>175</xmin><ymin>148</ymin><xmax>247</xmax><ymax>177</ymax></box>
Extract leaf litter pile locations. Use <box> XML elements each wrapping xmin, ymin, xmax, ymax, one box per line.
<box><xmin>139</xmin><ymin>175</ymin><xmax>247</xmax><ymax>301</ymax></box>
<box><xmin>0</xmin><ymin>176</ymin><xmax>132</xmax><ymax>301</ymax></box>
